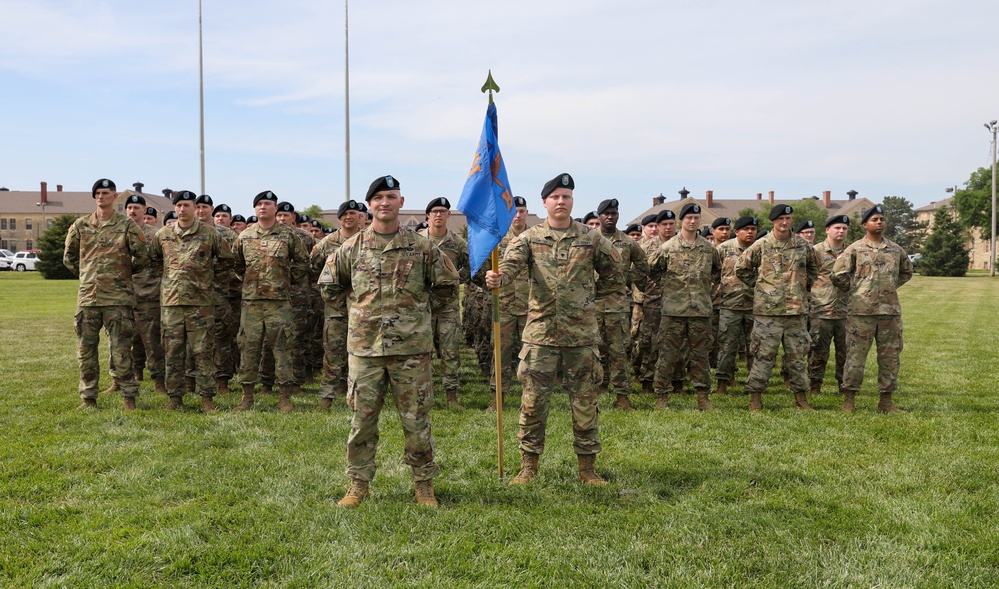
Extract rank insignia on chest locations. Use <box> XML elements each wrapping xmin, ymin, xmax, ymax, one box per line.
<box><xmin>557</xmin><ymin>250</ymin><xmax>569</xmax><ymax>261</ymax></box>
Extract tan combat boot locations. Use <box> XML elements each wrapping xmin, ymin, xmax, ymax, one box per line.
<box><xmin>233</xmin><ymin>384</ymin><xmax>255</xmax><ymax>411</ymax></box>
<box><xmin>201</xmin><ymin>396</ymin><xmax>217</xmax><ymax>413</ymax></box>
<box><xmin>337</xmin><ymin>479</ymin><xmax>369</xmax><ymax>508</ymax></box>
<box><xmin>614</xmin><ymin>394</ymin><xmax>633</xmax><ymax>411</ymax></box>
<box><xmin>577</xmin><ymin>454</ymin><xmax>608</xmax><ymax>486</ymax></box>
<box><xmin>78</xmin><ymin>398</ymin><xmax>98</xmax><ymax>410</ymax></box>
<box><xmin>102</xmin><ymin>381</ymin><xmax>120</xmax><ymax>394</ymax></box>
<box><xmin>154</xmin><ymin>377</ymin><xmax>167</xmax><ymax>395</ymax></box>
<box><xmin>123</xmin><ymin>397</ymin><xmax>137</xmax><ymax>412</ymax></box>
<box><xmin>278</xmin><ymin>385</ymin><xmax>294</xmax><ymax>414</ymax></box>
<box><xmin>185</xmin><ymin>377</ymin><xmax>196</xmax><ymax>394</ymax></box>
<box><xmin>165</xmin><ymin>395</ymin><xmax>184</xmax><ymax>411</ymax></box>
<box><xmin>696</xmin><ymin>389</ymin><xmax>712</xmax><ymax>411</ymax></box>
<box><xmin>216</xmin><ymin>377</ymin><xmax>230</xmax><ymax>395</ymax></box>
<box><xmin>877</xmin><ymin>392</ymin><xmax>906</xmax><ymax>414</ymax></box>
<box><xmin>842</xmin><ymin>391</ymin><xmax>856</xmax><ymax>412</ymax></box>
<box><xmin>509</xmin><ymin>452</ymin><xmax>540</xmax><ymax>486</ymax></box>
<box><xmin>414</xmin><ymin>480</ymin><xmax>438</xmax><ymax>508</ymax></box>
<box><xmin>794</xmin><ymin>392</ymin><xmax>817</xmax><ymax>412</ymax></box>
<box><xmin>749</xmin><ymin>392</ymin><xmax>763</xmax><ymax>412</ymax></box>
<box><xmin>713</xmin><ymin>379</ymin><xmax>729</xmax><ymax>395</ymax></box>
<box><xmin>446</xmin><ymin>388</ymin><xmax>464</xmax><ymax>409</ymax></box>
<box><xmin>655</xmin><ymin>393</ymin><xmax>669</xmax><ymax>409</ymax></box>
<box><xmin>317</xmin><ymin>397</ymin><xmax>333</xmax><ymax>411</ymax></box>
<box><xmin>809</xmin><ymin>380</ymin><xmax>823</xmax><ymax>396</ymax></box>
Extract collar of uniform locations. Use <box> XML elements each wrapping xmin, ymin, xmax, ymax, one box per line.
<box><xmin>540</xmin><ymin>219</ymin><xmax>581</xmax><ymax>240</ymax></box>
<box><xmin>88</xmin><ymin>211</ymin><xmax>125</xmax><ymax>227</ymax></box>
<box><xmin>172</xmin><ymin>218</ymin><xmax>202</xmax><ymax>237</ymax></box>
<box><xmin>361</xmin><ymin>225</ymin><xmax>416</xmax><ymax>250</ymax></box>
<box><xmin>861</xmin><ymin>236</ymin><xmax>887</xmax><ymax>249</ymax></box>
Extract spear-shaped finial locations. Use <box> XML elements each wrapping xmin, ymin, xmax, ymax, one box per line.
<box><xmin>481</xmin><ymin>70</ymin><xmax>500</xmax><ymax>104</ymax></box>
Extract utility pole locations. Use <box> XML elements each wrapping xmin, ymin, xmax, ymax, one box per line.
<box><xmin>986</xmin><ymin>120</ymin><xmax>997</xmax><ymax>276</ymax></box>
<box><xmin>344</xmin><ymin>0</ymin><xmax>351</xmax><ymax>201</ymax></box>
<box><xmin>198</xmin><ymin>0</ymin><xmax>206</xmax><ymax>195</ymax></box>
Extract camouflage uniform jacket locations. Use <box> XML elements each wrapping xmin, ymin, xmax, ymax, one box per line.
<box><xmin>736</xmin><ymin>231</ymin><xmax>819</xmax><ymax>316</ymax></box>
<box><xmin>418</xmin><ymin>227</ymin><xmax>471</xmax><ymax>285</ymax></box>
<box><xmin>214</xmin><ymin>224</ymin><xmax>241</xmax><ymax>300</ymax></box>
<box><xmin>599</xmin><ymin>229</ymin><xmax>649</xmax><ymax>314</ymax></box>
<box><xmin>830</xmin><ymin>236</ymin><xmax>913</xmax><ymax>316</ymax></box>
<box><xmin>63</xmin><ymin>211</ymin><xmax>150</xmax><ymax>307</ymax></box>
<box><xmin>810</xmin><ymin>240</ymin><xmax>849</xmax><ymax>319</ymax></box>
<box><xmin>648</xmin><ymin>233</ymin><xmax>721</xmax><ymax>317</ymax></box>
<box><xmin>310</xmin><ymin>228</ymin><xmax>357</xmax><ymax>318</ymax></box>
<box><xmin>293</xmin><ymin>226</ymin><xmax>317</xmax><ymax>287</ymax></box>
<box><xmin>151</xmin><ymin>219</ymin><xmax>234</xmax><ymax>307</ymax></box>
<box><xmin>639</xmin><ymin>235</ymin><xmax>668</xmax><ymax>303</ymax></box>
<box><xmin>715</xmin><ymin>239</ymin><xmax>754</xmax><ymax>311</ymax></box>
<box><xmin>498</xmin><ymin>221</ymin><xmax>624</xmax><ymax>347</ymax></box>
<box><xmin>473</xmin><ymin>228</ymin><xmax>531</xmax><ymax>316</ymax></box>
<box><xmin>318</xmin><ymin>226</ymin><xmax>460</xmax><ymax>357</ymax></box>
<box><xmin>132</xmin><ymin>224</ymin><xmax>162</xmax><ymax>302</ymax></box>
<box><xmin>233</xmin><ymin>221</ymin><xmax>309</xmax><ymax>301</ymax></box>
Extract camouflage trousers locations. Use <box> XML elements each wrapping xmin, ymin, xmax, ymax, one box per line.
<box><xmin>132</xmin><ymin>301</ymin><xmax>165</xmax><ymax>379</ymax></box>
<box><xmin>213</xmin><ymin>297</ymin><xmax>235</xmax><ymax>381</ymax></box>
<box><xmin>431</xmin><ymin>306</ymin><xmax>462</xmax><ymax>391</ymax></box>
<box><xmin>842</xmin><ymin>315</ymin><xmax>903</xmax><ymax>394</ymax></box>
<box><xmin>630</xmin><ymin>302</ymin><xmax>643</xmax><ymax>341</ymax></box>
<box><xmin>162</xmin><ymin>305</ymin><xmax>216</xmax><ymax>398</ymax></box>
<box><xmin>228</xmin><ymin>297</ymin><xmax>242</xmax><ymax>375</ymax></box>
<box><xmin>463</xmin><ymin>286</ymin><xmax>493</xmax><ymax>377</ymax></box>
<box><xmin>715</xmin><ymin>309</ymin><xmax>754</xmax><ymax>383</ymax></box>
<box><xmin>238</xmin><ymin>300</ymin><xmax>296</xmax><ymax>386</ymax></box>
<box><xmin>634</xmin><ymin>298</ymin><xmax>661</xmax><ymax>383</ymax></box>
<box><xmin>308</xmin><ymin>288</ymin><xmax>324</xmax><ymax>376</ymax></box>
<box><xmin>290</xmin><ymin>289</ymin><xmax>311</xmax><ymax>383</ymax></box>
<box><xmin>709</xmin><ymin>308</ymin><xmax>719</xmax><ymax>369</ymax></box>
<box><xmin>319</xmin><ymin>311</ymin><xmax>348</xmax><ymax>400</ymax></box>
<box><xmin>653</xmin><ymin>316</ymin><xmax>712</xmax><ymax>393</ymax></box>
<box><xmin>517</xmin><ymin>344</ymin><xmax>602</xmax><ymax>456</ymax></box>
<box><xmin>75</xmin><ymin>306</ymin><xmax>139</xmax><ymax>400</ymax></box>
<box><xmin>745</xmin><ymin>315</ymin><xmax>810</xmax><ymax>395</ymax></box>
<box><xmin>808</xmin><ymin>317</ymin><xmax>847</xmax><ymax>387</ymax></box>
<box><xmin>490</xmin><ymin>313</ymin><xmax>526</xmax><ymax>394</ymax></box>
<box><xmin>345</xmin><ymin>353</ymin><xmax>439</xmax><ymax>482</ymax></box>
<box><xmin>598</xmin><ymin>312</ymin><xmax>633</xmax><ymax>394</ymax></box>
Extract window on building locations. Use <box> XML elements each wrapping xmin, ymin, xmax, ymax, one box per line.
<box><xmin>25</xmin><ymin>240</ymin><xmax>33</xmax><ymax>250</ymax></box>
<box><xmin>0</xmin><ymin>240</ymin><xmax>6</xmax><ymax>249</ymax></box>
<box><xmin>9</xmin><ymin>219</ymin><xmax>15</xmax><ymax>231</ymax></box>
<box><xmin>1</xmin><ymin>219</ymin><xmax>6</xmax><ymax>230</ymax></box>
<box><xmin>9</xmin><ymin>242</ymin><xmax>17</xmax><ymax>251</ymax></box>
<box><xmin>26</xmin><ymin>218</ymin><xmax>32</xmax><ymax>230</ymax></box>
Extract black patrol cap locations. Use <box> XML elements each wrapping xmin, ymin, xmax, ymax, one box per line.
<box><xmin>309</xmin><ymin>219</ymin><xmax>322</xmax><ymax>228</ymax></box>
<box><xmin>862</xmin><ymin>204</ymin><xmax>884</xmax><ymax>225</ymax></box>
<box><xmin>253</xmin><ymin>191</ymin><xmax>278</xmax><ymax>207</ymax></box>
<box><xmin>356</xmin><ymin>202</ymin><xmax>368</xmax><ymax>213</ymax></box>
<box><xmin>581</xmin><ymin>211</ymin><xmax>598</xmax><ymax>224</ymax></box>
<box><xmin>416</xmin><ymin>221</ymin><xmax>429</xmax><ymax>231</ymax></box>
<box><xmin>276</xmin><ymin>201</ymin><xmax>295</xmax><ymax>214</ymax></box>
<box><xmin>541</xmin><ymin>173</ymin><xmax>574</xmax><ymax>199</ymax></box>
<box><xmin>246</xmin><ymin>215</ymin><xmax>258</xmax><ymax>224</ymax></box>
<box><xmin>164</xmin><ymin>211</ymin><xmax>178</xmax><ymax>221</ymax></box>
<box><xmin>322</xmin><ymin>226</ymin><xmax>334</xmax><ymax>234</ymax></box>
<box><xmin>642</xmin><ymin>213</ymin><xmax>658</xmax><ymax>226</ymax></box>
<box><xmin>825</xmin><ymin>214</ymin><xmax>850</xmax><ymax>228</ymax></box>
<box><xmin>213</xmin><ymin>204</ymin><xmax>232</xmax><ymax>215</ymax></box>
<box><xmin>297</xmin><ymin>213</ymin><xmax>310</xmax><ymax>224</ymax></box>
<box><xmin>144</xmin><ymin>206</ymin><xmax>157</xmax><ymax>218</ymax></box>
<box><xmin>172</xmin><ymin>190</ymin><xmax>197</xmax><ymax>205</ymax></box>
<box><xmin>124</xmin><ymin>193</ymin><xmax>146</xmax><ymax>206</ymax></box>
<box><xmin>656</xmin><ymin>209</ymin><xmax>676</xmax><ymax>223</ymax></box>
<box><xmin>91</xmin><ymin>178</ymin><xmax>115</xmax><ymax>197</ymax></box>
<box><xmin>513</xmin><ymin>196</ymin><xmax>527</xmax><ymax>208</ymax></box>
<box><xmin>679</xmin><ymin>202</ymin><xmax>701</xmax><ymax>219</ymax></box>
<box><xmin>625</xmin><ymin>224</ymin><xmax>641</xmax><ymax>235</ymax></box>
<box><xmin>796</xmin><ymin>220</ymin><xmax>815</xmax><ymax>233</ymax></box>
<box><xmin>425</xmin><ymin>197</ymin><xmax>451</xmax><ymax>214</ymax></box>
<box><xmin>232</xmin><ymin>214</ymin><xmax>246</xmax><ymax>223</ymax></box>
<box><xmin>711</xmin><ymin>217</ymin><xmax>732</xmax><ymax>229</ymax></box>
<box><xmin>337</xmin><ymin>199</ymin><xmax>361</xmax><ymax>218</ymax></box>
<box><xmin>195</xmin><ymin>194</ymin><xmax>213</xmax><ymax>206</ymax></box>
<box><xmin>366</xmin><ymin>175</ymin><xmax>400</xmax><ymax>202</ymax></box>
<box><xmin>733</xmin><ymin>216</ymin><xmax>758</xmax><ymax>230</ymax></box>
<box><xmin>769</xmin><ymin>204</ymin><xmax>793</xmax><ymax>221</ymax></box>
<box><xmin>701</xmin><ymin>227</ymin><xmax>714</xmax><ymax>237</ymax></box>
<box><xmin>596</xmin><ymin>198</ymin><xmax>619</xmax><ymax>214</ymax></box>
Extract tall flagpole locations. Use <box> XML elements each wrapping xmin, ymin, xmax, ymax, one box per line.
<box><xmin>198</xmin><ymin>0</ymin><xmax>206</xmax><ymax>194</ymax></box>
<box><xmin>344</xmin><ymin>0</ymin><xmax>351</xmax><ymax>201</ymax></box>
<box><xmin>481</xmin><ymin>70</ymin><xmax>504</xmax><ymax>481</ymax></box>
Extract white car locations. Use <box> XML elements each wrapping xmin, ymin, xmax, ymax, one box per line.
<box><xmin>0</xmin><ymin>249</ymin><xmax>14</xmax><ymax>270</ymax></box>
<box><xmin>8</xmin><ymin>250</ymin><xmax>41</xmax><ymax>271</ymax></box>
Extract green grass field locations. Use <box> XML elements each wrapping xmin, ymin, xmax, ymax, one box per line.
<box><xmin>1</xmin><ymin>272</ymin><xmax>997</xmax><ymax>588</ymax></box>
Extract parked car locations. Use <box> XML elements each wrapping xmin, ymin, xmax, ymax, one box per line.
<box><xmin>9</xmin><ymin>250</ymin><xmax>41</xmax><ymax>271</ymax></box>
<box><xmin>0</xmin><ymin>249</ymin><xmax>15</xmax><ymax>270</ymax></box>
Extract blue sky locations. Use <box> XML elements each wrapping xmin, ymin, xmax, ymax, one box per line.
<box><xmin>2</xmin><ymin>0</ymin><xmax>997</xmax><ymax>222</ymax></box>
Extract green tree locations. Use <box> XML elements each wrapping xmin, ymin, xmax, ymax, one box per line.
<box><xmin>36</xmin><ymin>214</ymin><xmax>80</xmax><ymax>280</ymax></box>
<box><xmin>919</xmin><ymin>206</ymin><xmax>969</xmax><ymax>276</ymax></box>
<box><xmin>953</xmin><ymin>166</ymin><xmax>995</xmax><ymax>241</ymax></box>
<box><xmin>302</xmin><ymin>204</ymin><xmax>333</xmax><ymax>228</ymax></box>
<box><xmin>881</xmin><ymin>195</ymin><xmax>926</xmax><ymax>251</ymax></box>
<box><xmin>846</xmin><ymin>212</ymin><xmax>865</xmax><ymax>243</ymax></box>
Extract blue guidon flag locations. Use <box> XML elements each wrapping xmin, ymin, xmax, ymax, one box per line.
<box><xmin>457</xmin><ymin>102</ymin><xmax>515</xmax><ymax>276</ymax></box>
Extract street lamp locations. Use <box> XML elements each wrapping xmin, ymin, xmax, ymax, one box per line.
<box><xmin>985</xmin><ymin>120</ymin><xmax>997</xmax><ymax>276</ymax></box>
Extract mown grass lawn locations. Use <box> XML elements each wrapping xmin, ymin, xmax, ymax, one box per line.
<box><xmin>1</xmin><ymin>272</ymin><xmax>997</xmax><ymax>588</ymax></box>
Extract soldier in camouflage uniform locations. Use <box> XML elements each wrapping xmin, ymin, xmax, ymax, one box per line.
<box><xmin>831</xmin><ymin>205</ymin><xmax>913</xmax><ymax>413</ymax></box>
<box><xmin>311</xmin><ymin>199</ymin><xmax>363</xmax><ymax>410</ymax></box>
<box><xmin>232</xmin><ymin>191</ymin><xmax>310</xmax><ymax>413</ymax></box>
<box><xmin>125</xmin><ymin>194</ymin><xmax>166</xmax><ymax>394</ymax></box>
<box><xmin>595</xmin><ymin>198</ymin><xmax>648</xmax><ymax>410</ymax></box>
<box><xmin>320</xmin><ymin>175</ymin><xmax>459</xmax><ymax>508</ymax></box>
<box><xmin>213</xmin><ymin>203</ymin><xmax>243</xmax><ymax>392</ymax></box>
<box><xmin>150</xmin><ymin>191</ymin><xmax>233</xmax><ymax>412</ymax></box>
<box><xmin>708</xmin><ymin>216</ymin><xmax>732</xmax><ymax>370</ymax></box>
<box><xmin>463</xmin><ymin>280</ymin><xmax>493</xmax><ymax>378</ymax></box>
<box><xmin>629</xmin><ymin>214</ymin><xmax>657</xmax><ymax>347</ymax></box>
<box><xmin>271</xmin><ymin>202</ymin><xmax>316</xmax><ymax>393</ymax></box>
<box><xmin>648</xmin><ymin>203</ymin><xmax>721</xmax><ymax>410</ymax></box>
<box><xmin>418</xmin><ymin>197</ymin><xmax>470</xmax><ymax>408</ymax></box>
<box><xmin>230</xmin><ymin>214</ymin><xmax>248</xmax><ymax>234</ymax></box>
<box><xmin>807</xmin><ymin>215</ymin><xmax>850</xmax><ymax>397</ymax></box>
<box><xmin>64</xmin><ymin>179</ymin><xmax>150</xmax><ymax>410</ymax></box>
<box><xmin>735</xmin><ymin>204</ymin><xmax>820</xmax><ymax>411</ymax></box>
<box><xmin>486</xmin><ymin>173</ymin><xmax>624</xmax><ymax>487</ymax></box>
<box><xmin>713</xmin><ymin>216</ymin><xmax>757</xmax><ymax>395</ymax></box>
